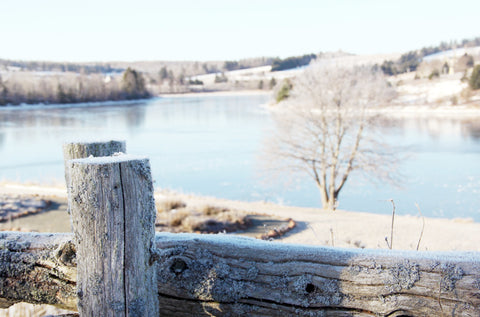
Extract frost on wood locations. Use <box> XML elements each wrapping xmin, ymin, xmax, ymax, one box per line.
<box><xmin>154</xmin><ymin>233</ymin><xmax>480</xmax><ymax>316</ymax></box>
<box><xmin>62</xmin><ymin>140</ymin><xmax>126</xmax><ymax>161</ymax></box>
<box><xmin>385</xmin><ymin>260</ymin><xmax>420</xmax><ymax>292</ymax></box>
<box><xmin>67</xmin><ymin>155</ymin><xmax>158</xmax><ymax>316</ymax></box>
<box><xmin>62</xmin><ymin>140</ymin><xmax>126</xmax><ymax>187</ymax></box>
<box><xmin>440</xmin><ymin>263</ymin><xmax>465</xmax><ymax>292</ymax></box>
<box><xmin>0</xmin><ymin>232</ymin><xmax>479</xmax><ymax>315</ymax></box>
<box><xmin>0</xmin><ymin>232</ymin><xmax>75</xmax><ymax>310</ymax></box>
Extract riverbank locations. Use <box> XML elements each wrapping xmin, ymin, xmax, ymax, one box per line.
<box><xmin>159</xmin><ymin>89</ymin><xmax>270</xmax><ymax>98</ymax></box>
<box><xmin>0</xmin><ymin>96</ymin><xmax>154</xmax><ymax>110</ymax></box>
<box><xmin>1</xmin><ymin>182</ymin><xmax>478</xmax><ymax>252</ymax></box>
<box><xmin>161</xmin><ymin>86</ymin><xmax>480</xmax><ymax>119</ymax></box>
<box><xmin>3</xmin><ymin>86</ymin><xmax>479</xmax><ymax>119</ymax></box>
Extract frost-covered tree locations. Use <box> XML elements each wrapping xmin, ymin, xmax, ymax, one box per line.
<box><xmin>263</xmin><ymin>62</ymin><xmax>397</xmax><ymax>210</ymax></box>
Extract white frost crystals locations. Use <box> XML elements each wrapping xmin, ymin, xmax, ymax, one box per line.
<box><xmin>263</xmin><ymin>61</ymin><xmax>398</xmax><ymax>210</ymax></box>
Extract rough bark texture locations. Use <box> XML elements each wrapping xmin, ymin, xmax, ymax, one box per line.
<box><xmin>0</xmin><ymin>232</ymin><xmax>75</xmax><ymax>310</ymax></box>
<box><xmin>67</xmin><ymin>155</ymin><xmax>158</xmax><ymax>316</ymax></box>
<box><xmin>0</xmin><ymin>232</ymin><xmax>478</xmax><ymax>316</ymax></box>
<box><xmin>155</xmin><ymin>233</ymin><xmax>480</xmax><ymax>316</ymax></box>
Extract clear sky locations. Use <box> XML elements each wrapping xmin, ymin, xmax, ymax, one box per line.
<box><xmin>1</xmin><ymin>0</ymin><xmax>479</xmax><ymax>62</ymax></box>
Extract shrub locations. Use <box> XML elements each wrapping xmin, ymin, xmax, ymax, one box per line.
<box><xmin>469</xmin><ymin>65</ymin><xmax>480</xmax><ymax>90</ymax></box>
<box><xmin>442</xmin><ymin>62</ymin><xmax>450</xmax><ymax>74</ymax></box>
<box><xmin>428</xmin><ymin>69</ymin><xmax>440</xmax><ymax>80</ymax></box>
<box><xmin>398</xmin><ymin>51</ymin><xmax>421</xmax><ymax>72</ymax></box>
<box><xmin>275</xmin><ymin>79</ymin><xmax>293</xmax><ymax>103</ymax></box>
<box><xmin>457</xmin><ymin>53</ymin><xmax>474</xmax><ymax>71</ymax></box>
<box><xmin>182</xmin><ymin>211</ymin><xmax>250</xmax><ymax>233</ymax></box>
<box><xmin>466</xmin><ymin>55</ymin><xmax>475</xmax><ymax>68</ymax></box>
<box><xmin>258</xmin><ymin>80</ymin><xmax>264</xmax><ymax>90</ymax></box>
<box><xmin>188</xmin><ymin>79</ymin><xmax>203</xmax><ymax>85</ymax></box>
<box><xmin>214</xmin><ymin>73</ymin><xmax>228</xmax><ymax>83</ymax></box>
<box><xmin>381</xmin><ymin>60</ymin><xmax>398</xmax><ymax>76</ymax></box>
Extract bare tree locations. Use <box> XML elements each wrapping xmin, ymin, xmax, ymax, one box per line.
<box><xmin>264</xmin><ymin>62</ymin><xmax>396</xmax><ymax>210</ymax></box>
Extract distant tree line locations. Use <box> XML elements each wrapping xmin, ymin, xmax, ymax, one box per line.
<box><xmin>223</xmin><ymin>61</ymin><xmax>243</xmax><ymax>71</ymax></box>
<box><xmin>379</xmin><ymin>36</ymin><xmax>480</xmax><ymax>76</ymax></box>
<box><xmin>420</xmin><ymin>37</ymin><xmax>480</xmax><ymax>57</ymax></box>
<box><xmin>158</xmin><ymin>66</ymin><xmax>177</xmax><ymax>84</ymax></box>
<box><xmin>223</xmin><ymin>57</ymin><xmax>273</xmax><ymax>72</ymax></box>
<box><xmin>0</xmin><ymin>68</ymin><xmax>150</xmax><ymax>106</ymax></box>
<box><xmin>0</xmin><ymin>59</ymin><xmax>124</xmax><ymax>74</ymax></box>
<box><xmin>271</xmin><ymin>54</ymin><xmax>317</xmax><ymax>72</ymax></box>
<box><xmin>379</xmin><ymin>51</ymin><xmax>422</xmax><ymax>75</ymax></box>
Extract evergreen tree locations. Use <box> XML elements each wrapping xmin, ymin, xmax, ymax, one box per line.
<box><xmin>0</xmin><ymin>76</ymin><xmax>7</xmax><ymax>105</ymax></box>
<box><xmin>122</xmin><ymin>68</ymin><xmax>149</xmax><ymax>99</ymax></box>
<box><xmin>159</xmin><ymin>67</ymin><xmax>168</xmax><ymax>82</ymax></box>
<box><xmin>470</xmin><ymin>65</ymin><xmax>480</xmax><ymax>90</ymax></box>
<box><xmin>276</xmin><ymin>79</ymin><xmax>293</xmax><ymax>103</ymax></box>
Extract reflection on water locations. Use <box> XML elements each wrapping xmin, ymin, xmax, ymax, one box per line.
<box><xmin>463</xmin><ymin>120</ymin><xmax>480</xmax><ymax>140</ymax></box>
<box><xmin>124</xmin><ymin>105</ymin><xmax>146</xmax><ymax>129</ymax></box>
<box><xmin>0</xmin><ymin>95</ymin><xmax>479</xmax><ymax>221</ymax></box>
<box><xmin>378</xmin><ymin>116</ymin><xmax>480</xmax><ymax>145</ymax></box>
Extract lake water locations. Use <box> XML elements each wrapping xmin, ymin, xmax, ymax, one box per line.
<box><xmin>1</xmin><ymin>94</ymin><xmax>479</xmax><ymax>221</ymax></box>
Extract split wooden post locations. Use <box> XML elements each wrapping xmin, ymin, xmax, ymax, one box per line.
<box><xmin>66</xmin><ymin>154</ymin><xmax>159</xmax><ymax>316</ymax></box>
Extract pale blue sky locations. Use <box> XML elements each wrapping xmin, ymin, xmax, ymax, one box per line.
<box><xmin>1</xmin><ymin>0</ymin><xmax>478</xmax><ymax>62</ymax></box>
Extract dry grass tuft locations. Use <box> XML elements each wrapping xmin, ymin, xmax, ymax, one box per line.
<box><xmin>156</xmin><ymin>199</ymin><xmax>187</xmax><ymax>213</ymax></box>
<box><xmin>201</xmin><ymin>205</ymin><xmax>228</xmax><ymax>216</ymax></box>
<box><xmin>169</xmin><ymin>209</ymin><xmax>190</xmax><ymax>227</ymax></box>
<box><xmin>181</xmin><ymin>210</ymin><xmax>251</xmax><ymax>233</ymax></box>
<box><xmin>155</xmin><ymin>203</ymin><xmax>252</xmax><ymax>234</ymax></box>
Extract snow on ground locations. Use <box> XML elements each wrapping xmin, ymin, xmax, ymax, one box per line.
<box><xmin>423</xmin><ymin>46</ymin><xmax>480</xmax><ymax>62</ymax></box>
<box><xmin>1</xmin><ymin>182</ymin><xmax>479</xmax><ymax>251</ymax></box>
<box><xmin>395</xmin><ymin>74</ymin><xmax>468</xmax><ymax>105</ymax></box>
<box><xmin>192</xmin><ymin>52</ymin><xmax>402</xmax><ymax>86</ymax></box>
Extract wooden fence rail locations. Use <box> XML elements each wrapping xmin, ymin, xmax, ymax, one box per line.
<box><xmin>0</xmin><ymin>232</ymin><xmax>479</xmax><ymax>316</ymax></box>
<box><xmin>0</xmin><ymin>141</ymin><xmax>478</xmax><ymax>316</ymax></box>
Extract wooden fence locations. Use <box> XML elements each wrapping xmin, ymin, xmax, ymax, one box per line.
<box><xmin>0</xmin><ymin>141</ymin><xmax>478</xmax><ymax>316</ymax></box>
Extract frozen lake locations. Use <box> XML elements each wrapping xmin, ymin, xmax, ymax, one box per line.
<box><xmin>1</xmin><ymin>94</ymin><xmax>479</xmax><ymax>221</ymax></box>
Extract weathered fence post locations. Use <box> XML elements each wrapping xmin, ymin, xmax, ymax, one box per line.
<box><xmin>63</xmin><ymin>140</ymin><xmax>126</xmax><ymax>186</ymax></box>
<box><xmin>66</xmin><ymin>154</ymin><xmax>159</xmax><ymax>316</ymax></box>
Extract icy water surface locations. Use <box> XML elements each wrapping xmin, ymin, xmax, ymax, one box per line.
<box><xmin>1</xmin><ymin>94</ymin><xmax>479</xmax><ymax>221</ymax></box>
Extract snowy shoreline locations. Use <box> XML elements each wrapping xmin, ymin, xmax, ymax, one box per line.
<box><xmin>376</xmin><ymin>103</ymin><xmax>480</xmax><ymax>118</ymax></box>
<box><xmin>0</xmin><ymin>97</ymin><xmax>155</xmax><ymax>110</ymax></box>
<box><xmin>1</xmin><ymin>182</ymin><xmax>479</xmax><ymax>252</ymax></box>
<box><xmin>1</xmin><ymin>88</ymin><xmax>479</xmax><ymax>119</ymax></box>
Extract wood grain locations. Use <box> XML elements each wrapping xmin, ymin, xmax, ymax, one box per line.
<box><xmin>62</xmin><ymin>140</ymin><xmax>126</xmax><ymax>187</ymax></box>
<box><xmin>67</xmin><ymin>155</ymin><xmax>158</xmax><ymax>316</ymax></box>
<box><xmin>1</xmin><ymin>232</ymin><xmax>478</xmax><ymax>316</ymax></box>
